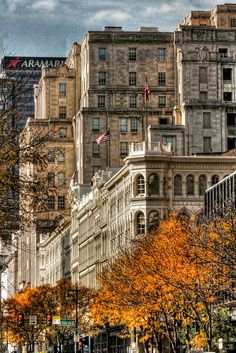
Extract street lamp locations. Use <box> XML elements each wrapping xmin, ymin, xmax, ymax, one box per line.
<box><xmin>66</xmin><ymin>288</ymin><xmax>80</xmax><ymax>353</ymax></box>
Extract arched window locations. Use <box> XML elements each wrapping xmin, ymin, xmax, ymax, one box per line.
<box><xmin>136</xmin><ymin>175</ymin><xmax>145</xmax><ymax>195</ymax></box>
<box><xmin>136</xmin><ymin>212</ymin><xmax>145</xmax><ymax>234</ymax></box>
<box><xmin>199</xmin><ymin>175</ymin><xmax>207</xmax><ymax>196</ymax></box>
<box><xmin>148</xmin><ymin>174</ymin><xmax>159</xmax><ymax>195</ymax></box>
<box><xmin>187</xmin><ymin>174</ymin><xmax>195</xmax><ymax>196</ymax></box>
<box><xmin>174</xmin><ymin>174</ymin><xmax>182</xmax><ymax>196</ymax></box>
<box><xmin>212</xmin><ymin>174</ymin><xmax>219</xmax><ymax>185</ymax></box>
<box><xmin>148</xmin><ymin>210</ymin><xmax>159</xmax><ymax>232</ymax></box>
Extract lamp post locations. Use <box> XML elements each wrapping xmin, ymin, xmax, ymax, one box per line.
<box><xmin>66</xmin><ymin>288</ymin><xmax>80</xmax><ymax>353</ymax></box>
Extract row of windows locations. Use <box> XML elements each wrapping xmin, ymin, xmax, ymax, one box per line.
<box><xmin>92</xmin><ymin>117</ymin><xmax>139</xmax><ymax>133</ymax></box>
<box><xmin>47</xmin><ymin>195</ymin><xmax>66</xmax><ymax>210</ymax></box>
<box><xmin>48</xmin><ymin>149</ymin><xmax>65</xmax><ymax>163</ymax></box>
<box><xmin>98</xmin><ymin>47</ymin><xmax>167</xmax><ymax>62</ymax></box>
<box><xmin>135</xmin><ymin>173</ymin><xmax>221</xmax><ymax>197</ymax></box>
<box><xmin>48</xmin><ymin>172</ymin><xmax>66</xmax><ymax>187</ymax></box>
<box><xmin>97</xmin><ymin>94</ymin><xmax>166</xmax><ymax>108</ymax></box>
<box><xmin>92</xmin><ymin>141</ymin><xmax>128</xmax><ymax>158</ymax></box>
<box><xmin>198</xmin><ymin>91</ymin><xmax>233</xmax><ymax>102</ymax></box>
<box><xmin>97</xmin><ymin>71</ymin><xmax>166</xmax><ymax>86</ymax></box>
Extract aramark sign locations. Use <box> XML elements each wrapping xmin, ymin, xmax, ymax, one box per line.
<box><xmin>1</xmin><ymin>56</ymin><xmax>66</xmax><ymax>70</ymax></box>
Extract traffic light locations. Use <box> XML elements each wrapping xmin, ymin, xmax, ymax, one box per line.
<box><xmin>18</xmin><ymin>313</ymin><xmax>24</xmax><ymax>326</ymax></box>
<box><xmin>46</xmin><ymin>313</ymin><xmax>53</xmax><ymax>325</ymax></box>
<box><xmin>79</xmin><ymin>337</ymin><xmax>89</xmax><ymax>348</ymax></box>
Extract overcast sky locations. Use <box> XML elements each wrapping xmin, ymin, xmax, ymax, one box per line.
<box><xmin>0</xmin><ymin>0</ymin><xmax>234</xmax><ymax>58</ymax></box>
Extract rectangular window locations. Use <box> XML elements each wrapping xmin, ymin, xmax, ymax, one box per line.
<box><xmin>159</xmin><ymin>96</ymin><xmax>166</xmax><ymax>108</ymax></box>
<box><xmin>203</xmin><ymin>112</ymin><xmax>211</xmax><ymax>128</ymax></box>
<box><xmin>131</xmin><ymin>117</ymin><xmax>138</xmax><ymax>133</ymax></box>
<box><xmin>59</xmin><ymin>128</ymin><xmax>67</xmax><ymax>137</ymax></box>
<box><xmin>224</xmin><ymin>92</ymin><xmax>232</xmax><ymax>101</ymax></box>
<box><xmin>129</xmin><ymin>72</ymin><xmax>137</xmax><ymax>86</ymax></box>
<box><xmin>99</xmin><ymin>48</ymin><xmax>106</xmax><ymax>61</ymax></box>
<box><xmin>231</xmin><ymin>19</ymin><xmax>236</xmax><ymax>27</ymax></box>
<box><xmin>92</xmin><ymin>142</ymin><xmax>100</xmax><ymax>157</ymax></box>
<box><xmin>219</xmin><ymin>48</ymin><xmax>228</xmax><ymax>58</ymax></box>
<box><xmin>129</xmin><ymin>95</ymin><xmax>137</xmax><ymax>108</ymax></box>
<box><xmin>157</xmin><ymin>48</ymin><xmax>166</xmax><ymax>62</ymax></box>
<box><xmin>47</xmin><ymin>195</ymin><xmax>55</xmax><ymax>210</ymax></box>
<box><xmin>92</xmin><ymin>117</ymin><xmax>100</xmax><ymax>132</ymax></box>
<box><xmin>203</xmin><ymin>137</ymin><xmax>212</xmax><ymax>153</ymax></box>
<box><xmin>48</xmin><ymin>172</ymin><xmax>55</xmax><ymax>187</ymax></box>
<box><xmin>199</xmin><ymin>67</ymin><xmax>208</xmax><ymax>83</ymax></box>
<box><xmin>57</xmin><ymin>150</ymin><xmax>65</xmax><ymax>163</ymax></box>
<box><xmin>57</xmin><ymin>172</ymin><xmax>66</xmax><ymax>186</ymax></box>
<box><xmin>158</xmin><ymin>72</ymin><xmax>166</xmax><ymax>86</ymax></box>
<box><xmin>47</xmin><ymin>150</ymin><xmax>55</xmax><ymax>163</ymax></box>
<box><xmin>227</xmin><ymin>113</ymin><xmax>236</xmax><ymax>126</ymax></box>
<box><xmin>129</xmin><ymin>48</ymin><xmax>136</xmax><ymax>61</ymax></box>
<box><xmin>59</xmin><ymin>83</ymin><xmax>66</xmax><ymax>96</ymax></box>
<box><xmin>120</xmin><ymin>118</ymin><xmax>128</xmax><ymax>133</ymax></box>
<box><xmin>120</xmin><ymin>142</ymin><xmax>129</xmax><ymax>157</ymax></box>
<box><xmin>59</xmin><ymin>106</ymin><xmax>66</xmax><ymax>118</ymax></box>
<box><xmin>99</xmin><ymin>72</ymin><xmax>106</xmax><ymax>85</ymax></box>
<box><xmin>58</xmin><ymin>196</ymin><xmax>65</xmax><ymax>210</ymax></box>
<box><xmin>200</xmin><ymin>91</ymin><xmax>208</xmax><ymax>101</ymax></box>
<box><xmin>98</xmin><ymin>95</ymin><xmax>105</xmax><ymax>107</ymax></box>
<box><xmin>223</xmin><ymin>68</ymin><xmax>232</xmax><ymax>81</ymax></box>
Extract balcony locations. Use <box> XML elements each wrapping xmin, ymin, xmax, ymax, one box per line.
<box><xmin>129</xmin><ymin>141</ymin><xmax>172</xmax><ymax>156</ymax></box>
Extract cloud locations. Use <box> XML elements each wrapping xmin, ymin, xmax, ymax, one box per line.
<box><xmin>31</xmin><ymin>0</ymin><xmax>57</xmax><ymax>12</ymax></box>
<box><xmin>88</xmin><ymin>9</ymin><xmax>130</xmax><ymax>25</ymax></box>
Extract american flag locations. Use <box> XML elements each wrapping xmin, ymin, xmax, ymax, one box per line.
<box><xmin>96</xmin><ymin>130</ymin><xmax>110</xmax><ymax>144</ymax></box>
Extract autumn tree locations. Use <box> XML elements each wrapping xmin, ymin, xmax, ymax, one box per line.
<box><xmin>3</xmin><ymin>279</ymin><xmax>95</xmax><ymax>351</ymax></box>
<box><xmin>91</xmin><ymin>216</ymin><xmax>235</xmax><ymax>353</ymax></box>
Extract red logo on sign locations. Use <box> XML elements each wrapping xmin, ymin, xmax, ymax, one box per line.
<box><xmin>7</xmin><ymin>57</ymin><xmax>22</xmax><ymax>69</ymax></box>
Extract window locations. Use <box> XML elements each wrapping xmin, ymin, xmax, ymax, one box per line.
<box><xmin>58</xmin><ymin>196</ymin><xmax>65</xmax><ymax>210</ymax></box>
<box><xmin>129</xmin><ymin>95</ymin><xmax>137</xmax><ymax>108</ymax></box>
<box><xmin>199</xmin><ymin>67</ymin><xmax>208</xmax><ymax>83</ymax></box>
<box><xmin>223</xmin><ymin>68</ymin><xmax>232</xmax><ymax>81</ymax></box>
<box><xmin>203</xmin><ymin>136</ymin><xmax>212</xmax><ymax>153</ymax></box>
<box><xmin>157</xmin><ymin>48</ymin><xmax>166</xmax><ymax>62</ymax></box>
<box><xmin>224</xmin><ymin>92</ymin><xmax>232</xmax><ymax>101</ymax></box>
<box><xmin>57</xmin><ymin>172</ymin><xmax>66</xmax><ymax>186</ymax></box>
<box><xmin>47</xmin><ymin>195</ymin><xmax>55</xmax><ymax>210</ymax></box>
<box><xmin>174</xmin><ymin>174</ymin><xmax>182</xmax><ymax>196</ymax></box>
<box><xmin>57</xmin><ymin>150</ymin><xmax>65</xmax><ymax>164</ymax></box>
<box><xmin>99</xmin><ymin>48</ymin><xmax>106</xmax><ymax>61</ymax></box>
<box><xmin>136</xmin><ymin>212</ymin><xmax>145</xmax><ymax>234</ymax></box>
<box><xmin>136</xmin><ymin>175</ymin><xmax>145</xmax><ymax>195</ymax></box>
<box><xmin>199</xmin><ymin>175</ymin><xmax>207</xmax><ymax>196</ymax></box>
<box><xmin>129</xmin><ymin>48</ymin><xmax>136</xmax><ymax>61</ymax></box>
<box><xmin>98</xmin><ymin>95</ymin><xmax>105</xmax><ymax>107</ymax></box>
<box><xmin>59</xmin><ymin>83</ymin><xmax>66</xmax><ymax>96</ymax></box>
<box><xmin>203</xmin><ymin>112</ymin><xmax>211</xmax><ymax>128</ymax></box>
<box><xmin>231</xmin><ymin>19</ymin><xmax>236</xmax><ymax>27</ymax></box>
<box><xmin>158</xmin><ymin>72</ymin><xmax>166</xmax><ymax>86</ymax></box>
<box><xmin>159</xmin><ymin>118</ymin><xmax>168</xmax><ymax>124</ymax></box>
<box><xmin>148</xmin><ymin>174</ymin><xmax>160</xmax><ymax>195</ymax></box>
<box><xmin>92</xmin><ymin>165</ymin><xmax>101</xmax><ymax>175</ymax></box>
<box><xmin>59</xmin><ymin>106</ymin><xmax>66</xmax><ymax>118</ymax></box>
<box><xmin>129</xmin><ymin>72</ymin><xmax>137</xmax><ymax>86</ymax></box>
<box><xmin>227</xmin><ymin>113</ymin><xmax>236</xmax><ymax>126</ymax></box>
<box><xmin>148</xmin><ymin>210</ymin><xmax>159</xmax><ymax>232</ymax></box>
<box><xmin>59</xmin><ymin>128</ymin><xmax>67</xmax><ymax>137</ymax></box>
<box><xmin>99</xmin><ymin>72</ymin><xmax>106</xmax><ymax>85</ymax></box>
<box><xmin>47</xmin><ymin>150</ymin><xmax>55</xmax><ymax>163</ymax></box>
<box><xmin>120</xmin><ymin>142</ymin><xmax>128</xmax><ymax>157</ymax></box>
<box><xmin>187</xmin><ymin>175</ymin><xmax>195</xmax><ymax>196</ymax></box>
<box><xmin>219</xmin><ymin>48</ymin><xmax>228</xmax><ymax>58</ymax></box>
<box><xmin>131</xmin><ymin>117</ymin><xmax>138</xmax><ymax>133</ymax></box>
<box><xmin>48</xmin><ymin>172</ymin><xmax>55</xmax><ymax>187</ymax></box>
<box><xmin>200</xmin><ymin>91</ymin><xmax>208</xmax><ymax>101</ymax></box>
<box><xmin>92</xmin><ymin>117</ymin><xmax>100</xmax><ymax>132</ymax></box>
<box><xmin>92</xmin><ymin>142</ymin><xmax>100</xmax><ymax>157</ymax></box>
<box><xmin>212</xmin><ymin>175</ymin><xmax>219</xmax><ymax>185</ymax></box>
<box><xmin>159</xmin><ymin>95</ymin><xmax>166</xmax><ymax>108</ymax></box>
<box><xmin>120</xmin><ymin>118</ymin><xmax>128</xmax><ymax>133</ymax></box>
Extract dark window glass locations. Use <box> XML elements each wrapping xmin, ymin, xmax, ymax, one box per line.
<box><xmin>129</xmin><ymin>48</ymin><xmax>136</xmax><ymax>61</ymax></box>
<box><xmin>99</xmin><ymin>48</ymin><xmax>106</xmax><ymax>60</ymax></box>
